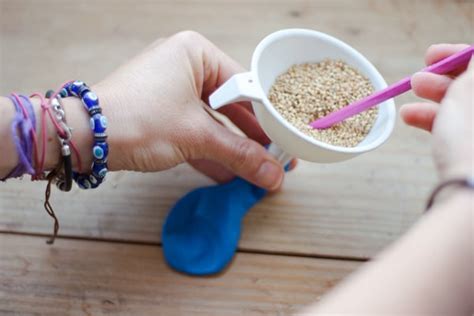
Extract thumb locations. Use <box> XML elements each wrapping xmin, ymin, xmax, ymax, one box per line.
<box><xmin>200</xmin><ymin>121</ymin><xmax>284</xmax><ymax>191</ymax></box>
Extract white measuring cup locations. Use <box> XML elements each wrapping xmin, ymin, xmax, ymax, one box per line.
<box><xmin>209</xmin><ymin>29</ymin><xmax>396</xmax><ymax>163</ymax></box>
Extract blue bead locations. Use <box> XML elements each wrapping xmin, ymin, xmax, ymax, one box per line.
<box><xmin>89</xmin><ymin>174</ymin><xmax>99</xmax><ymax>185</ymax></box>
<box><xmin>78</xmin><ymin>176</ymin><xmax>91</xmax><ymax>189</ymax></box>
<box><xmin>100</xmin><ymin>115</ymin><xmax>108</xmax><ymax>128</ymax></box>
<box><xmin>92</xmin><ymin>162</ymin><xmax>108</xmax><ymax>179</ymax></box>
<box><xmin>83</xmin><ymin>91</ymin><xmax>99</xmax><ymax>109</ymax></box>
<box><xmin>79</xmin><ymin>86</ymin><xmax>90</xmax><ymax>97</ymax></box>
<box><xmin>90</xmin><ymin>114</ymin><xmax>107</xmax><ymax>133</ymax></box>
<box><xmin>69</xmin><ymin>81</ymin><xmax>85</xmax><ymax>96</ymax></box>
<box><xmin>59</xmin><ymin>88</ymin><xmax>69</xmax><ymax>98</ymax></box>
<box><xmin>92</xmin><ymin>142</ymin><xmax>108</xmax><ymax>160</ymax></box>
<box><xmin>68</xmin><ymin>82</ymin><xmax>108</xmax><ymax>190</ymax></box>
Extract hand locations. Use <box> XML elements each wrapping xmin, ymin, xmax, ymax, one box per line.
<box><xmin>400</xmin><ymin>44</ymin><xmax>473</xmax><ymax>179</ymax></box>
<box><xmin>93</xmin><ymin>31</ymin><xmax>291</xmax><ymax>191</ymax></box>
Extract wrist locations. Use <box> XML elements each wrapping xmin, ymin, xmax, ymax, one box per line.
<box><xmin>44</xmin><ymin>82</ymin><xmax>124</xmax><ymax>174</ymax></box>
<box><xmin>55</xmin><ymin>97</ymin><xmax>93</xmax><ymax>172</ymax></box>
<box><xmin>91</xmin><ymin>82</ymin><xmax>135</xmax><ymax>172</ymax></box>
<box><xmin>440</xmin><ymin>163</ymin><xmax>474</xmax><ymax>181</ymax></box>
<box><xmin>426</xmin><ymin>174</ymin><xmax>474</xmax><ymax>213</ymax></box>
<box><xmin>29</xmin><ymin>95</ymin><xmax>92</xmax><ymax>173</ymax></box>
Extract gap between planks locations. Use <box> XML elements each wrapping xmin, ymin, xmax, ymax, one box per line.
<box><xmin>0</xmin><ymin>230</ymin><xmax>368</xmax><ymax>263</ymax></box>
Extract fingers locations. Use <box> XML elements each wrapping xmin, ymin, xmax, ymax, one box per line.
<box><xmin>189</xmin><ymin>157</ymin><xmax>298</xmax><ymax>184</ymax></box>
<box><xmin>215</xmin><ymin>103</ymin><xmax>271</xmax><ymax>145</ymax></box>
<box><xmin>407</xmin><ymin>43</ymin><xmax>469</xmax><ymax>115</ymax></box>
<box><xmin>197</xmin><ymin>36</ymin><xmax>271</xmax><ymax>145</ymax></box>
<box><xmin>402</xmin><ymin>47</ymin><xmax>471</xmax><ymax>133</ymax></box>
<box><xmin>199</xmin><ymin>120</ymin><xmax>284</xmax><ymax>191</ymax></box>
<box><xmin>411</xmin><ymin>72</ymin><xmax>453</xmax><ymax>103</ymax></box>
<box><xmin>189</xmin><ymin>159</ymin><xmax>235</xmax><ymax>183</ymax></box>
<box><xmin>399</xmin><ymin>102</ymin><xmax>439</xmax><ymax>132</ymax></box>
<box><xmin>442</xmin><ymin>58</ymin><xmax>474</xmax><ymax>111</ymax></box>
<box><xmin>425</xmin><ymin>44</ymin><xmax>470</xmax><ymax>76</ymax></box>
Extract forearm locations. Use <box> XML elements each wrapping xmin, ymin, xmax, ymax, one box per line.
<box><xmin>0</xmin><ymin>97</ymin><xmax>17</xmax><ymax>177</ymax></box>
<box><xmin>302</xmin><ymin>190</ymin><xmax>473</xmax><ymax>315</ymax></box>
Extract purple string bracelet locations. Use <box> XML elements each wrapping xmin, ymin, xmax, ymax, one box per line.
<box><xmin>1</xmin><ymin>94</ymin><xmax>36</xmax><ymax>181</ymax></box>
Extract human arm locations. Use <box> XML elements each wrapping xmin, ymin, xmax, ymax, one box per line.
<box><xmin>0</xmin><ymin>31</ymin><xmax>288</xmax><ymax>190</ymax></box>
<box><xmin>300</xmin><ymin>44</ymin><xmax>474</xmax><ymax>315</ymax></box>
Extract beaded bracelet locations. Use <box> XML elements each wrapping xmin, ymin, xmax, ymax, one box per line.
<box><xmin>62</xmin><ymin>81</ymin><xmax>109</xmax><ymax>189</ymax></box>
<box><xmin>425</xmin><ymin>177</ymin><xmax>474</xmax><ymax>211</ymax></box>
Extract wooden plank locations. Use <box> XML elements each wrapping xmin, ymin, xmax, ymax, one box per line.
<box><xmin>0</xmin><ymin>151</ymin><xmax>432</xmax><ymax>259</ymax></box>
<box><xmin>0</xmin><ymin>0</ymin><xmax>472</xmax><ymax>258</ymax></box>
<box><xmin>0</xmin><ymin>234</ymin><xmax>359</xmax><ymax>315</ymax></box>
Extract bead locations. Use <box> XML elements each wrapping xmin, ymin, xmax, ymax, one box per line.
<box><xmin>89</xmin><ymin>114</ymin><xmax>107</xmax><ymax>133</ymax></box>
<box><xmin>92</xmin><ymin>162</ymin><xmax>108</xmax><ymax>179</ymax></box>
<box><xmin>59</xmin><ymin>88</ymin><xmax>69</xmax><ymax>98</ymax></box>
<box><xmin>93</xmin><ymin>134</ymin><xmax>108</xmax><ymax>143</ymax></box>
<box><xmin>78</xmin><ymin>85</ymin><xmax>90</xmax><ymax>97</ymax></box>
<box><xmin>92</xmin><ymin>142</ymin><xmax>108</xmax><ymax>160</ymax></box>
<box><xmin>78</xmin><ymin>177</ymin><xmax>91</xmax><ymax>189</ymax></box>
<box><xmin>88</xmin><ymin>106</ymin><xmax>102</xmax><ymax>116</ymax></box>
<box><xmin>82</xmin><ymin>91</ymin><xmax>99</xmax><ymax>109</ymax></box>
<box><xmin>45</xmin><ymin>90</ymin><xmax>55</xmax><ymax>98</ymax></box>
<box><xmin>69</xmin><ymin>81</ymin><xmax>85</xmax><ymax>96</ymax></box>
<box><xmin>94</xmin><ymin>158</ymin><xmax>108</xmax><ymax>165</ymax></box>
<box><xmin>100</xmin><ymin>115</ymin><xmax>108</xmax><ymax>128</ymax></box>
<box><xmin>67</xmin><ymin>81</ymin><xmax>108</xmax><ymax>190</ymax></box>
<box><xmin>89</xmin><ymin>174</ymin><xmax>98</xmax><ymax>185</ymax></box>
<box><xmin>98</xmin><ymin>168</ymin><xmax>107</xmax><ymax>178</ymax></box>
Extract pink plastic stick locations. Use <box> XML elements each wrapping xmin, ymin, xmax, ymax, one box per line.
<box><xmin>310</xmin><ymin>45</ymin><xmax>474</xmax><ymax>129</ymax></box>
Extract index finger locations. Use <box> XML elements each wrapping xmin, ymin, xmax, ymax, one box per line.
<box><xmin>425</xmin><ymin>44</ymin><xmax>471</xmax><ymax>76</ymax></box>
<box><xmin>200</xmin><ymin>36</ymin><xmax>271</xmax><ymax>144</ymax></box>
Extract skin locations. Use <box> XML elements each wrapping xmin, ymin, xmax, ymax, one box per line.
<box><xmin>301</xmin><ymin>44</ymin><xmax>473</xmax><ymax>315</ymax></box>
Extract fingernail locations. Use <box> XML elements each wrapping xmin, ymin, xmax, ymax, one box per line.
<box><xmin>256</xmin><ymin>160</ymin><xmax>283</xmax><ymax>190</ymax></box>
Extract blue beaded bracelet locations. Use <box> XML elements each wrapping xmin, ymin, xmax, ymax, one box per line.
<box><xmin>61</xmin><ymin>81</ymin><xmax>108</xmax><ymax>189</ymax></box>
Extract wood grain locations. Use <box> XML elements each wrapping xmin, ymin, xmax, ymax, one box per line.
<box><xmin>0</xmin><ymin>0</ymin><xmax>472</xmax><ymax>258</ymax></box>
<box><xmin>0</xmin><ymin>234</ymin><xmax>359</xmax><ymax>315</ymax></box>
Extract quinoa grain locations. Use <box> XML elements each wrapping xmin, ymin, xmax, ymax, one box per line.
<box><xmin>268</xmin><ymin>59</ymin><xmax>377</xmax><ymax>147</ymax></box>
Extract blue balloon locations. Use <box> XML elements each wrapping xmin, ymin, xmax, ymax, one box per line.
<box><xmin>162</xmin><ymin>177</ymin><xmax>266</xmax><ymax>275</ymax></box>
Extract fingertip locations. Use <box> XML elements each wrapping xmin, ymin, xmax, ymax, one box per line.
<box><xmin>411</xmin><ymin>72</ymin><xmax>433</xmax><ymax>100</ymax></box>
<box><xmin>410</xmin><ymin>72</ymin><xmax>452</xmax><ymax>102</ymax></box>
<box><xmin>410</xmin><ymin>72</ymin><xmax>427</xmax><ymax>93</ymax></box>
<box><xmin>425</xmin><ymin>44</ymin><xmax>444</xmax><ymax>65</ymax></box>
<box><xmin>255</xmin><ymin>159</ymin><xmax>284</xmax><ymax>191</ymax></box>
<box><xmin>399</xmin><ymin>103</ymin><xmax>418</xmax><ymax>125</ymax></box>
<box><xmin>399</xmin><ymin>102</ymin><xmax>438</xmax><ymax>132</ymax></box>
<box><xmin>399</xmin><ymin>103</ymin><xmax>411</xmax><ymax>120</ymax></box>
<box><xmin>425</xmin><ymin>43</ymin><xmax>470</xmax><ymax>66</ymax></box>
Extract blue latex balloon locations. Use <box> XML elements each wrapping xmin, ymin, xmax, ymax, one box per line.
<box><xmin>162</xmin><ymin>177</ymin><xmax>267</xmax><ymax>275</ymax></box>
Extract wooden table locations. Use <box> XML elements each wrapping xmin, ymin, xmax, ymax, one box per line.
<box><xmin>0</xmin><ymin>0</ymin><xmax>472</xmax><ymax>314</ymax></box>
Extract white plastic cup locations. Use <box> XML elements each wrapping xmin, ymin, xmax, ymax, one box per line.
<box><xmin>209</xmin><ymin>29</ymin><xmax>396</xmax><ymax>163</ymax></box>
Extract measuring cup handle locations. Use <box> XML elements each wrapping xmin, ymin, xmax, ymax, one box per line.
<box><xmin>209</xmin><ymin>72</ymin><xmax>263</xmax><ymax>110</ymax></box>
<box><xmin>268</xmin><ymin>143</ymin><xmax>293</xmax><ymax>166</ymax></box>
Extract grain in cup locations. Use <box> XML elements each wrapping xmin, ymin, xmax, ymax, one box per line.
<box><xmin>268</xmin><ymin>59</ymin><xmax>377</xmax><ymax>147</ymax></box>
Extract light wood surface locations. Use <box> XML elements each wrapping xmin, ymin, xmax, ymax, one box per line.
<box><xmin>0</xmin><ymin>0</ymin><xmax>472</xmax><ymax>314</ymax></box>
<box><xmin>0</xmin><ymin>234</ymin><xmax>359</xmax><ymax>315</ymax></box>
